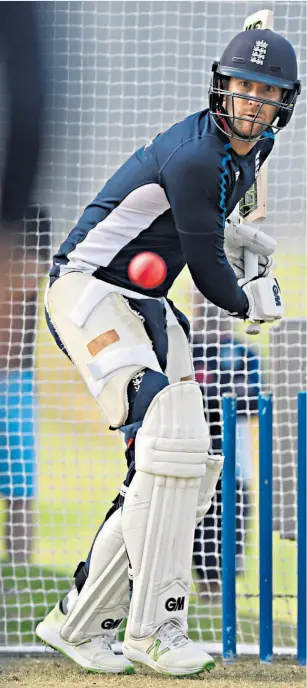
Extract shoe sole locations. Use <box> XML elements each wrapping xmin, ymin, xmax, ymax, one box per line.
<box><xmin>36</xmin><ymin>623</ymin><xmax>135</xmax><ymax>674</ymax></box>
<box><xmin>123</xmin><ymin>644</ymin><xmax>216</xmax><ymax>676</ymax></box>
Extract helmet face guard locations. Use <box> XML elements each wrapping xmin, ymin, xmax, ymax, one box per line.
<box><xmin>209</xmin><ymin>63</ymin><xmax>301</xmax><ymax>142</ymax></box>
<box><xmin>209</xmin><ymin>62</ymin><xmax>300</xmax><ymax>141</ymax></box>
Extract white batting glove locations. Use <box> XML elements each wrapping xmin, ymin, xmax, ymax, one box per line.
<box><xmin>225</xmin><ymin>219</ymin><xmax>276</xmax><ymax>280</ymax></box>
<box><xmin>239</xmin><ymin>275</ymin><xmax>283</xmax><ymax>324</ymax></box>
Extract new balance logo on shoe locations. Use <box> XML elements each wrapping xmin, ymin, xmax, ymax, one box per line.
<box><xmin>147</xmin><ymin>639</ymin><xmax>170</xmax><ymax>661</ymax></box>
<box><xmin>165</xmin><ymin>596</ymin><xmax>185</xmax><ymax>612</ymax></box>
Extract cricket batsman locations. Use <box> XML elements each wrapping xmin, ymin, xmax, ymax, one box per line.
<box><xmin>36</xmin><ymin>27</ymin><xmax>300</xmax><ymax>676</ymax></box>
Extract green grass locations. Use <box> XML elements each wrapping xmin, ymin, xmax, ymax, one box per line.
<box><xmin>0</xmin><ymin>563</ymin><xmax>71</xmax><ymax>644</ymax></box>
<box><xmin>188</xmin><ymin>602</ymin><xmax>296</xmax><ymax>648</ymax></box>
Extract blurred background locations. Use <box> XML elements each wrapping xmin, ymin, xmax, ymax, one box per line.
<box><xmin>0</xmin><ymin>1</ymin><xmax>305</xmax><ymax>652</ymax></box>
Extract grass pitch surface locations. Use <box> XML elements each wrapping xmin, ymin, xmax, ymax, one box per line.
<box><xmin>1</xmin><ymin>656</ymin><xmax>305</xmax><ymax>688</ymax></box>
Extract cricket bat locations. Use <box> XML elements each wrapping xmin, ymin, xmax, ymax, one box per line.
<box><xmin>239</xmin><ymin>9</ymin><xmax>274</xmax><ymax>335</ymax></box>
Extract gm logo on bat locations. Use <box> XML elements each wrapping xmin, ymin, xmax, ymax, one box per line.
<box><xmin>273</xmin><ymin>282</ymin><xmax>282</xmax><ymax>307</ymax></box>
<box><xmin>245</xmin><ymin>20</ymin><xmax>264</xmax><ymax>29</ymax></box>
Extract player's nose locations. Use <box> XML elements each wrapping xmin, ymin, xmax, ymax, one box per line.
<box><xmin>247</xmin><ymin>91</ymin><xmax>259</xmax><ymax>106</ymax></box>
<box><xmin>246</xmin><ymin>95</ymin><xmax>261</xmax><ymax>114</ymax></box>
<box><xmin>247</xmin><ymin>82</ymin><xmax>266</xmax><ymax>104</ymax></box>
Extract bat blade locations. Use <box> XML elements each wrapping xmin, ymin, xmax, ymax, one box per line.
<box><xmin>240</xmin><ymin>9</ymin><xmax>273</xmax><ymax>335</ymax></box>
<box><xmin>243</xmin><ymin>9</ymin><xmax>273</xmax><ymax>31</ymax></box>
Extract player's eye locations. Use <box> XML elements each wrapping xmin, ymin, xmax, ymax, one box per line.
<box><xmin>240</xmin><ymin>80</ymin><xmax>251</xmax><ymax>89</ymax></box>
<box><xmin>266</xmin><ymin>85</ymin><xmax>276</xmax><ymax>94</ymax></box>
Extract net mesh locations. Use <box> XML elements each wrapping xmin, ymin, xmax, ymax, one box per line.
<box><xmin>0</xmin><ymin>0</ymin><xmax>305</xmax><ymax>652</ymax></box>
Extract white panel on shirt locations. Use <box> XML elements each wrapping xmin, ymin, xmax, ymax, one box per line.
<box><xmin>60</xmin><ymin>183</ymin><xmax>170</xmax><ymax>275</ymax></box>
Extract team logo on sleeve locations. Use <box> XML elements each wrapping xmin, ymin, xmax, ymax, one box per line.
<box><xmin>250</xmin><ymin>40</ymin><xmax>268</xmax><ymax>65</ymax></box>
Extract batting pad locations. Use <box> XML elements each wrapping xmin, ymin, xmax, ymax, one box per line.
<box><xmin>61</xmin><ymin>509</ymin><xmax>130</xmax><ymax>642</ymax></box>
<box><xmin>122</xmin><ymin>381</ymin><xmax>209</xmax><ymax>638</ymax></box>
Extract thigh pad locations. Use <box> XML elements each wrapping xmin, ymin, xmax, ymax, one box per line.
<box><xmin>47</xmin><ymin>273</ymin><xmax>162</xmax><ymax>427</ymax></box>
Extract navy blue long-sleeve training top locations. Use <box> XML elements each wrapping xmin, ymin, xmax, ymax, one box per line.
<box><xmin>50</xmin><ymin>109</ymin><xmax>274</xmax><ymax>317</ymax></box>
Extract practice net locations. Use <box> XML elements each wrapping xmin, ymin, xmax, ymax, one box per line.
<box><xmin>0</xmin><ymin>0</ymin><xmax>306</xmax><ymax>655</ymax></box>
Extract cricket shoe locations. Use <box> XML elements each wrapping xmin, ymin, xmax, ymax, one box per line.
<box><xmin>123</xmin><ymin>620</ymin><xmax>215</xmax><ymax>676</ymax></box>
<box><xmin>36</xmin><ymin>602</ymin><xmax>134</xmax><ymax>674</ymax></box>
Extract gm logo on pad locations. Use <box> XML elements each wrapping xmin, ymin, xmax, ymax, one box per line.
<box><xmin>165</xmin><ymin>597</ymin><xmax>185</xmax><ymax>612</ymax></box>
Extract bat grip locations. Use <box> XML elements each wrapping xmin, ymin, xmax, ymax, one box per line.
<box><xmin>244</xmin><ymin>249</ymin><xmax>261</xmax><ymax>335</ymax></box>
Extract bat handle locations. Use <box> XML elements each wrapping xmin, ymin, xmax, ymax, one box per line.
<box><xmin>244</xmin><ymin>249</ymin><xmax>261</xmax><ymax>335</ymax></box>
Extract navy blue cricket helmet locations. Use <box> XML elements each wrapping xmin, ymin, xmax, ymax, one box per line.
<box><xmin>209</xmin><ymin>29</ymin><xmax>301</xmax><ymax>140</ymax></box>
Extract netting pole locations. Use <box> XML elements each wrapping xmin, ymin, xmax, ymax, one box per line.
<box><xmin>259</xmin><ymin>393</ymin><xmax>273</xmax><ymax>663</ymax></box>
<box><xmin>222</xmin><ymin>393</ymin><xmax>237</xmax><ymax>662</ymax></box>
<box><xmin>297</xmin><ymin>390</ymin><xmax>306</xmax><ymax>666</ymax></box>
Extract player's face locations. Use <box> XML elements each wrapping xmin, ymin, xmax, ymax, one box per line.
<box><xmin>226</xmin><ymin>77</ymin><xmax>282</xmax><ymax>139</ymax></box>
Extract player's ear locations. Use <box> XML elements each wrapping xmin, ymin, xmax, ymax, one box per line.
<box><xmin>277</xmin><ymin>82</ymin><xmax>301</xmax><ymax>127</ymax></box>
<box><xmin>221</xmin><ymin>77</ymin><xmax>230</xmax><ymax>109</ymax></box>
<box><xmin>210</xmin><ymin>62</ymin><xmax>229</xmax><ymax>111</ymax></box>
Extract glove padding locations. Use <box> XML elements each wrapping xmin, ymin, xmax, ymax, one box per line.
<box><xmin>239</xmin><ymin>275</ymin><xmax>283</xmax><ymax>324</ymax></box>
<box><xmin>225</xmin><ymin>219</ymin><xmax>276</xmax><ymax>280</ymax></box>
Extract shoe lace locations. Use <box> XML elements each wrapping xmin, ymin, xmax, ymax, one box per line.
<box><xmin>158</xmin><ymin>621</ymin><xmax>189</xmax><ymax>649</ymax></box>
<box><xmin>95</xmin><ymin>635</ymin><xmax>113</xmax><ymax>651</ymax></box>
<box><xmin>81</xmin><ymin>634</ymin><xmax>113</xmax><ymax>660</ymax></box>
